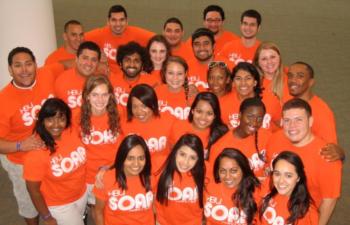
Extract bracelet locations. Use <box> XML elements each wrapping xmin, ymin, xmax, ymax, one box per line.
<box><xmin>16</xmin><ymin>142</ymin><xmax>21</xmax><ymax>152</ymax></box>
<box><xmin>40</xmin><ymin>212</ymin><xmax>52</xmax><ymax>221</ymax></box>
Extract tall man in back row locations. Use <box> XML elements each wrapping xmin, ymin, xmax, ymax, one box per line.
<box><xmin>85</xmin><ymin>4</ymin><xmax>154</xmax><ymax>73</ymax></box>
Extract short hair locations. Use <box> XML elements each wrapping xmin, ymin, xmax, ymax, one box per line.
<box><xmin>77</xmin><ymin>41</ymin><xmax>101</xmax><ymax>60</ymax></box>
<box><xmin>291</xmin><ymin>61</ymin><xmax>315</xmax><ymax>78</ymax></box>
<box><xmin>64</xmin><ymin>19</ymin><xmax>82</xmax><ymax>32</ymax></box>
<box><xmin>8</xmin><ymin>47</ymin><xmax>36</xmax><ymax>65</ymax></box>
<box><xmin>239</xmin><ymin>97</ymin><xmax>266</xmax><ymax>116</ymax></box>
<box><xmin>163</xmin><ymin>17</ymin><xmax>183</xmax><ymax>30</ymax></box>
<box><xmin>191</xmin><ymin>28</ymin><xmax>215</xmax><ymax>46</ymax></box>
<box><xmin>127</xmin><ymin>84</ymin><xmax>160</xmax><ymax>121</ymax></box>
<box><xmin>116</xmin><ymin>41</ymin><xmax>147</xmax><ymax>68</ymax></box>
<box><xmin>282</xmin><ymin>98</ymin><xmax>312</xmax><ymax>117</ymax></box>
<box><xmin>108</xmin><ymin>4</ymin><xmax>127</xmax><ymax>18</ymax></box>
<box><xmin>241</xmin><ymin>9</ymin><xmax>262</xmax><ymax>26</ymax></box>
<box><xmin>232</xmin><ymin>62</ymin><xmax>263</xmax><ymax>98</ymax></box>
<box><xmin>203</xmin><ymin>5</ymin><xmax>225</xmax><ymax>21</ymax></box>
<box><xmin>34</xmin><ymin>98</ymin><xmax>71</xmax><ymax>154</ymax></box>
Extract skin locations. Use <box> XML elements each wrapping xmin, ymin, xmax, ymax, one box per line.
<box><xmin>124</xmin><ymin>145</ymin><xmax>146</xmax><ymax>177</ymax></box>
<box><xmin>272</xmin><ymin>159</ymin><xmax>299</xmax><ymax>196</ymax></box>
<box><xmin>163</xmin><ymin>22</ymin><xmax>184</xmax><ymax>48</ymax></box>
<box><xmin>76</xmin><ymin>49</ymin><xmax>99</xmax><ymax>77</ymax></box>
<box><xmin>207</xmin><ymin>66</ymin><xmax>230</xmax><ymax>97</ymax></box>
<box><xmin>149</xmin><ymin>41</ymin><xmax>167</xmax><ymax>70</ymax></box>
<box><xmin>287</xmin><ymin>64</ymin><xmax>314</xmax><ymax>100</ymax></box>
<box><xmin>218</xmin><ymin>157</ymin><xmax>243</xmax><ymax>189</ymax></box>
<box><xmin>131</xmin><ymin>97</ymin><xmax>154</xmax><ymax>123</ymax></box>
<box><xmin>43</xmin><ymin>113</ymin><xmax>67</xmax><ymax>140</ymax></box>
<box><xmin>191</xmin><ymin>100</ymin><xmax>215</xmax><ymax>130</ymax></box>
<box><xmin>63</xmin><ymin>24</ymin><xmax>84</xmax><ymax>53</ymax></box>
<box><xmin>175</xmin><ymin>145</ymin><xmax>198</xmax><ymax>173</ymax></box>
<box><xmin>88</xmin><ymin>84</ymin><xmax>110</xmax><ymax>116</ymax></box>
<box><xmin>8</xmin><ymin>52</ymin><xmax>37</xmax><ymax>88</ymax></box>
<box><xmin>258</xmin><ymin>49</ymin><xmax>280</xmax><ymax>80</ymax></box>
<box><xmin>165</xmin><ymin>62</ymin><xmax>186</xmax><ymax>93</ymax></box>
<box><xmin>240</xmin><ymin>16</ymin><xmax>259</xmax><ymax>40</ymax></box>
<box><xmin>121</xmin><ymin>53</ymin><xmax>143</xmax><ymax>80</ymax></box>
<box><xmin>235</xmin><ymin>106</ymin><xmax>265</xmax><ymax>138</ymax></box>
<box><xmin>108</xmin><ymin>12</ymin><xmax>128</xmax><ymax>35</ymax></box>
<box><xmin>203</xmin><ymin>11</ymin><xmax>223</xmax><ymax>35</ymax></box>
<box><xmin>233</xmin><ymin>69</ymin><xmax>257</xmax><ymax>101</ymax></box>
<box><xmin>192</xmin><ymin>35</ymin><xmax>214</xmax><ymax>63</ymax></box>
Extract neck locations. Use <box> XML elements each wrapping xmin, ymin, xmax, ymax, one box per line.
<box><xmin>295</xmin><ymin>92</ymin><xmax>314</xmax><ymax>101</ymax></box>
<box><xmin>64</xmin><ymin>44</ymin><xmax>76</xmax><ymax>54</ymax></box>
<box><xmin>241</xmin><ymin>36</ymin><xmax>257</xmax><ymax>47</ymax></box>
<box><xmin>12</xmin><ymin>80</ymin><xmax>36</xmax><ymax>90</ymax></box>
<box><xmin>233</xmin><ymin>127</ymin><xmax>249</xmax><ymax>139</ymax></box>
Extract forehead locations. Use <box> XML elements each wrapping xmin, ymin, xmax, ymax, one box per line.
<box><xmin>165</xmin><ymin>22</ymin><xmax>182</xmax><ymax>30</ymax></box>
<box><xmin>283</xmin><ymin>108</ymin><xmax>308</xmax><ymax>118</ymax></box>
<box><xmin>150</xmin><ymin>41</ymin><xmax>166</xmax><ymax>49</ymax></box>
<box><xmin>195</xmin><ymin>99</ymin><xmax>213</xmax><ymax>110</ymax></box>
<box><xmin>242</xmin><ymin>16</ymin><xmax>258</xmax><ymax>24</ymax></box>
<box><xmin>242</xmin><ymin>105</ymin><xmax>265</xmax><ymax>116</ymax></box>
<box><xmin>235</xmin><ymin>69</ymin><xmax>253</xmax><ymax>77</ymax></box>
<box><xmin>274</xmin><ymin>159</ymin><xmax>296</xmax><ymax>172</ymax></box>
<box><xmin>127</xmin><ymin>145</ymin><xmax>145</xmax><ymax>156</ymax></box>
<box><xmin>219</xmin><ymin>157</ymin><xmax>239</xmax><ymax>168</ymax></box>
<box><xmin>193</xmin><ymin>35</ymin><xmax>211</xmax><ymax>43</ymax></box>
<box><xmin>78</xmin><ymin>49</ymin><xmax>98</xmax><ymax>58</ymax></box>
<box><xmin>11</xmin><ymin>52</ymin><xmax>34</xmax><ymax>63</ymax></box>
<box><xmin>289</xmin><ymin>64</ymin><xmax>309</xmax><ymax>75</ymax></box>
<box><xmin>90</xmin><ymin>83</ymin><xmax>109</xmax><ymax>93</ymax></box>
<box><xmin>205</xmin><ymin>11</ymin><xmax>222</xmax><ymax>19</ymax></box>
<box><xmin>66</xmin><ymin>24</ymin><xmax>83</xmax><ymax>32</ymax></box>
<box><xmin>209</xmin><ymin>66</ymin><xmax>227</xmax><ymax>76</ymax></box>
<box><xmin>177</xmin><ymin>145</ymin><xmax>196</xmax><ymax>155</ymax></box>
<box><xmin>123</xmin><ymin>52</ymin><xmax>141</xmax><ymax>61</ymax></box>
<box><xmin>110</xmin><ymin>12</ymin><xmax>126</xmax><ymax>20</ymax></box>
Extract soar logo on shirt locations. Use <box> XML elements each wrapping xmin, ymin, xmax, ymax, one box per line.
<box><xmin>82</xmin><ymin>128</ymin><xmax>117</xmax><ymax>145</ymax></box>
<box><xmin>228</xmin><ymin>53</ymin><xmax>253</xmax><ymax>65</ymax></box>
<box><xmin>204</xmin><ymin>196</ymin><xmax>247</xmax><ymax>224</ymax></box>
<box><xmin>158</xmin><ymin>101</ymin><xmax>190</xmax><ymax>120</ymax></box>
<box><xmin>51</xmin><ymin>146</ymin><xmax>86</xmax><ymax>177</ymax></box>
<box><xmin>263</xmin><ymin>200</ymin><xmax>289</xmax><ymax>225</ymax></box>
<box><xmin>229</xmin><ymin>113</ymin><xmax>272</xmax><ymax>129</ymax></box>
<box><xmin>104</xmin><ymin>43</ymin><xmax>117</xmax><ymax>61</ymax></box>
<box><xmin>20</xmin><ymin>94</ymin><xmax>54</xmax><ymax>126</ymax></box>
<box><xmin>113</xmin><ymin>87</ymin><xmax>128</xmax><ymax>107</ymax></box>
<box><xmin>187</xmin><ymin>75</ymin><xmax>209</xmax><ymax>89</ymax></box>
<box><xmin>67</xmin><ymin>89</ymin><xmax>82</xmax><ymax>109</ymax></box>
<box><xmin>146</xmin><ymin>136</ymin><xmax>167</xmax><ymax>153</ymax></box>
<box><xmin>249</xmin><ymin>149</ymin><xmax>266</xmax><ymax>172</ymax></box>
<box><xmin>167</xmin><ymin>186</ymin><xmax>198</xmax><ymax>203</ymax></box>
<box><xmin>108</xmin><ymin>189</ymin><xmax>153</xmax><ymax>212</ymax></box>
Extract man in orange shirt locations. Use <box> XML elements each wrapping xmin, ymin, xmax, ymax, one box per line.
<box><xmin>85</xmin><ymin>4</ymin><xmax>154</xmax><ymax>73</ymax></box>
<box><xmin>0</xmin><ymin>47</ymin><xmax>57</xmax><ymax>225</ymax></box>
<box><xmin>45</xmin><ymin>20</ymin><xmax>84</xmax><ymax>66</ymax></box>
<box><xmin>111</xmin><ymin>41</ymin><xmax>158</xmax><ymax>107</ymax></box>
<box><xmin>55</xmin><ymin>41</ymin><xmax>100</xmax><ymax>110</ymax></box>
<box><xmin>218</xmin><ymin>9</ymin><xmax>262</xmax><ymax>65</ymax></box>
<box><xmin>267</xmin><ymin>98</ymin><xmax>342</xmax><ymax>225</ymax></box>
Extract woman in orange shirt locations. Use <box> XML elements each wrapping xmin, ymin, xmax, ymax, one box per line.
<box><xmin>24</xmin><ymin>98</ymin><xmax>87</xmax><ymax>225</ymax></box>
<box><xmin>259</xmin><ymin>151</ymin><xmax>318</xmax><ymax>225</ymax></box>
<box><xmin>94</xmin><ymin>134</ymin><xmax>154</xmax><ymax>225</ymax></box>
<box><xmin>156</xmin><ymin>56</ymin><xmax>191</xmax><ymax>120</ymax></box>
<box><xmin>205</xmin><ymin>148</ymin><xmax>261</xmax><ymax>225</ymax></box>
<box><xmin>145</xmin><ymin>34</ymin><xmax>171</xmax><ymax>83</ymax></box>
<box><xmin>155</xmin><ymin>133</ymin><xmax>205</xmax><ymax>225</ymax></box>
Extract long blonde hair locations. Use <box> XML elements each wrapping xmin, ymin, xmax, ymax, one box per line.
<box><xmin>253</xmin><ymin>42</ymin><xmax>285</xmax><ymax>100</ymax></box>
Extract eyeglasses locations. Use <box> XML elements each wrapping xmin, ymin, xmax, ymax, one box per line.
<box><xmin>208</xmin><ymin>61</ymin><xmax>227</xmax><ymax>68</ymax></box>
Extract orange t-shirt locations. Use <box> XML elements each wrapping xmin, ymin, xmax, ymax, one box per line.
<box><xmin>208</xmin><ymin>129</ymin><xmax>271</xmax><ymax>179</ymax></box>
<box><xmin>223</xmin><ymin>92</ymin><xmax>281</xmax><ymax>131</ymax></box>
<box><xmin>73</xmin><ymin>111</ymin><xmax>122</xmax><ymax>184</ymax></box>
<box><xmin>155</xmin><ymin>84</ymin><xmax>191</xmax><ymax>120</ymax></box>
<box><xmin>262</xmin><ymin>75</ymin><xmax>290</xmax><ymax>104</ymax></box>
<box><xmin>266</xmin><ymin>131</ymin><xmax>342</xmax><ymax>207</ymax></box>
<box><xmin>217</xmin><ymin>38</ymin><xmax>261</xmax><ymax>65</ymax></box>
<box><xmin>120</xmin><ymin>114</ymin><xmax>174</xmax><ymax>172</ymax></box>
<box><xmin>0</xmin><ymin>67</ymin><xmax>55</xmax><ymax>164</ymax></box>
<box><xmin>110</xmin><ymin>72</ymin><xmax>159</xmax><ymax>108</ymax></box>
<box><xmin>259</xmin><ymin>194</ymin><xmax>319</xmax><ymax>225</ymax></box>
<box><xmin>155</xmin><ymin>171</ymin><xmax>203</xmax><ymax>225</ymax></box>
<box><xmin>54</xmin><ymin>67</ymin><xmax>86</xmax><ymax>110</ymax></box>
<box><xmin>85</xmin><ymin>25</ymin><xmax>154</xmax><ymax>73</ymax></box>
<box><xmin>94</xmin><ymin>169</ymin><xmax>155</xmax><ymax>225</ymax></box>
<box><xmin>45</xmin><ymin>46</ymin><xmax>75</xmax><ymax>65</ymax></box>
<box><xmin>23</xmin><ymin>128</ymin><xmax>87</xmax><ymax>206</ymax></box>
<box><xmin>171</xmin><ymin>41</ymin><xmax>195</xmax><ymax>63</ymax></box>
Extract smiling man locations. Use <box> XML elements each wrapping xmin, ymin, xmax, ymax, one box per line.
<box><xmin>85</xmin><ymin>5</ymin><xmax>154</xmax><ymax>73</ymax></box>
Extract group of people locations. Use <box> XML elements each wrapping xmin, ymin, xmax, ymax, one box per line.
<box><xmin>0</xmin><ymin>3</ymin><xmax>345</xmax><ymax>225</ymax></box>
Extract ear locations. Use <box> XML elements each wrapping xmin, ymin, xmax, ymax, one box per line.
<box><xmin>308</xmin><ymin>78</ymin><xmax>315</xmax><ymax>89</ymax></box>
<box><xmin>8</xmin><ymin>66</ymin><xmax>13</xmax><ymax>77</ymax></box>
<box><xmin>63</xmin><ymin>32</ymin><xmax>68</xmax><ymax>41</ymax></box>
<box><xmin>308</xmin><ymin>115</ymin><xmax>314</xmax><ymax>128</ymax></box>
<box><xmin>238</xmin><ymin>112</ymin><xmax>242</xmax><ymax>120</ymax></box>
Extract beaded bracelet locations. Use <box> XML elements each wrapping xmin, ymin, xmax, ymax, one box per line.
<box><xmin>16</xmin><ymin>142</ymin><xmax>21</xmax><ymax>152</ymax></box>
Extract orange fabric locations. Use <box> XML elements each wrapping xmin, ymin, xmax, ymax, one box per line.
<box><xmin>155</xmin><ymin>172</ymin><xmax>202</xmax><ymax>225</ymax></box>
<box><xmin>221</xmin><ymin>92</ymin><xmax>281</xmax><ymax>131</ymax></box>
<box><xmin>149</xmin><ymin>69</ymin><xmax>163</xmax><ymax>84</ymax></box>
<box><xmin>73</xmin><ymin>111</ymin><xmax>122</xmax><ymax>184</ymax></box>
<box><xmin>23</xmin><ymin>128</ymin><xmax>87</xmax><ymax>206</ymax></box>
<box><xmin>85</xmin><ymin>25</ymin><xmax>154</xmax><ymax>73</ymax></box>
<box><xmin>208</xmin><ymin>129</ymin><xmax>271</xmax><ymax>179</ymax></box>
<box><xmin>94</xmin><ymin>169</ymin><xmax>155</xmax><ymax>225</ymax></box>
<box><xmin>259</xmin><ymin>194</ymin><xmax>319</xmax><ymax>225</ymax></box>
<box><xmin>155</xmin><ymin>84</ymin><xmax>192</xmax><ymax>120</ymax></box>
<box><xmin>120</xmin><ymin>114</ymin><xmax>174</xmax><ymax>172</ymax></box>
<box><xmin>110</xmin><ymin>72</ymin><xmax>159</xmax><ymax>108</ymax></box>
<box><xmin>171</xmin><ymin>41</ymin><xmax>194</xmax><ymax>63</ymax></box>
<box><xmin>217</xmin><ymin>38</ymin><xmax>261</xmax><ymax>65</ymax></box>
<box><xmin>45</xmin><ymin>46</ymin><xmax>75</xmax><ymax>65</ymax></box>
<box><xmin>266</xmin><ymin>131</ymin><xmax>342</xmax><ymax>207</ymax></box>
<box><xmin>54</xmin><ymin>67</ymin><xmax>87</xmax><ymax>111</ymax></box>
<box><xmin>0</xmin><ymin>67</ymin><xmax>55</xmax><ymax>164</ymax></box>
<box><xmin>262</xmin><ymin>75</ymin><xmax>290</xmax><ymax>104</ymax></box>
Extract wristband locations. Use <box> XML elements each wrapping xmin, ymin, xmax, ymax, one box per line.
<box><xmin>16</xmin><ymin>142</ymin><xmax>21</xmax><ymax>152</ymax></box>
<box><xmin>40</xmin><ymin>212</ymin><xmax>52</xmax><ymax>221</ymax></box>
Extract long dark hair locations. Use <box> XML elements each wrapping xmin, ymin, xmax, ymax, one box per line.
<box><xmin>113</xmin><ymin>134</ymin><xmax>151</xmax><ymax>191</ymax></box>
<box><xmin>34</xmin><ymin>98</ymin><xmax>71</xmax><ymax>154</ymax></box>
<box><xmin>156</xmin><ymin>133</ymin><xmax>205</xmax><ymax>207</ymax></box>
<box><xmin>259</xmin><ymin>151</ymin><xmax>313</xmax><ymax>224</ymax></box>
<box><xmin>145</xmin><ymin>34</ymin><xmax>171</xmax><ymax>73</ymax></box>
<box><xmin>214</xmin><ymin>148</ymin><xmax>260</xmax><ymax>225</ymax></box>
<box><xmin>188</xmin><ymin>92</ymin><xmax>228</xmax><ymax>156</ymax></box>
